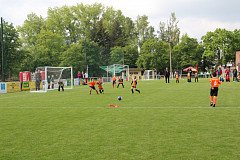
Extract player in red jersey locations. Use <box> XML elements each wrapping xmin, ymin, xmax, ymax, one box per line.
<box><xmin>209</xmin><ymin>72</ymin><xmax>221</xmax><ymax>107</ymax></box>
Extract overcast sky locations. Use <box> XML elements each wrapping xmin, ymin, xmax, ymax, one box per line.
<box><xmin>1</xmin><ymin>0</ymin><xmax>240</xmax><ymax>40</ymax></box>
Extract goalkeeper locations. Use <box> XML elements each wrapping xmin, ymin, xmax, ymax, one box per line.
<box><xmin>58</xmin><ymin>81</ymin><xmax>64</xmax><ymax>91</ymax></box>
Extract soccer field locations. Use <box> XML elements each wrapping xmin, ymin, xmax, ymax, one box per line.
<box><xmin>0</xmin><ymin>79</ymin><xmax>240</xmax><ymax>160</ymax></box>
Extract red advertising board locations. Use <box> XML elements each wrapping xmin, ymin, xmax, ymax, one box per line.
<box><xmin>40</xmin><ymin>71</ymin><xmax>45</xmax><ymax>80</ymax></box>
<box><xmin>23</xmin><ymin>71</ymin><xmax>31</xmax><ymax>82</ymax></box>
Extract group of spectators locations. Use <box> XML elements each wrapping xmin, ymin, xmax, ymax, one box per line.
<box><xmin>163</xmin><ymin>66</ymin><xmax>240</xmax><ymax>83</ymax></box>
<box><xmin>215</xmin><ymin>66</ymin><xmax>240</xmax><ymax>82</ymax></box>
<box><xmin>164</xmin><ymin>68</ymin><xmax>199</xmax><ymax>83</ymax></box>
<box><xmin>77</xmin><ymin>71</ymin><xmax>89</xmax><ymax>85</ymax></box>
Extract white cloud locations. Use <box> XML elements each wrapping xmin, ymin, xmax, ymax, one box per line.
<box><xmin>179</xmin><ymin>18</ymin><xmax>240</xmax><ymax>40</ymax></box>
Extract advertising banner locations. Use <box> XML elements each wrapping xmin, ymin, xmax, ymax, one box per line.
<box><xmin>7</xmin><ymin>82</ymin><xmax>20</xmax><ymax>93</ymax></box>
<box><xmin>40</xmin><ymin>71</ymin><xmax>45</xmax><ymax>80</ymax></box>
<box><xmin>29</xmin><ymin>81</ymin><xmax>43</xmax><ymax>90</ymax></box>
<box><xmin>23</xmin><ymin>71</ymin><xmax>31</xmax><ymax>82</ymax></box>
<box><xmin>22</xmin><ymin>82</ymin><xmax>30</xmax><ymax>91</ymax></box>
<box><xmin>0</xmin><ymin>82</ymin><xmax>7</xmax><ymax>94</ymax></box>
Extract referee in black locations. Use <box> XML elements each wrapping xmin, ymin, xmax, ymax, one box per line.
<box><xmin>165</xmin><ymin>68</ymin><xmax>170</xmax><ymax>83</ymax></box>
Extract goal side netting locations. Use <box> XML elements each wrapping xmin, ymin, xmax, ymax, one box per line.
<box><xmin>30</xmin><ymin>66</ymin><xmax>73</xmax><ymax>92</ymax></box>
<box><xmin>99</xmin><ymin>64</ymin><xmax>130</xmax><ymax>82</ymax></box>
<box><xmin>143</xmin><ymin>70</ymin><xmax>156</xmax><ymax>80</ymax></box>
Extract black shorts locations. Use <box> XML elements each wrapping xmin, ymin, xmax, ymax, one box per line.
<box><xmin>90</xmin><ymin>86</ymin><xmax>96</xmax><ymax>90</ymax></box>
<box><xmin>210</xmin><ymin>87</ymin><xmax>219</xmax><ymax>96</ymax></box>
<box><xmin>113</xmin><ymin>81</ymin><xmax>116</xmax><ymax>84</ymax></box>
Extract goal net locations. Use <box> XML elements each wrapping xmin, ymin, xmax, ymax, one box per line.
<box><xmin>100</xmin><ymin>64</ymin><xmax>129</xmax><ymax>82</ymax></box>
<box><xmin>30</xmin><ymin>66</ymin><xmax>73</xmax><ymax>92</ymax></box>
<box><xmin>143</xmin><ymin>70</ymin><xmax>156</xmax><ymax>80</ymax></box>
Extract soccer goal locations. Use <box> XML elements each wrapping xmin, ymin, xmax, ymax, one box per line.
<box><xmin>143</xmin><ymin>70</ymin><xmax>156</xmax><ymax>80</ymax></box>
<box><xmin>100</xmin><ymin>64</ymin><xmax>129</xmax><ymax>82</ymax></box>
<box><xmin>30</xmin><ymin>66</ymin><xmax>73</xmax><ymax>92</ymax></box>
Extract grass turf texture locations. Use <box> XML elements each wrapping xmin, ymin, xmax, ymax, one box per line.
<box><xmin>0</xmin><ymin>79</ymin><xmax>240</xmax><ymax>160</ymax></box>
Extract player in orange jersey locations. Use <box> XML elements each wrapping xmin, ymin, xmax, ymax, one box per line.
<box><xmin>117</xmin><ymin>76</ymin><xmax>124</xmax><ymax>88</ymax></box>
<box><xmin>88</xmin><ymin>79</ymin><xmax>98</xmax><ymax>95</ymax></box>
<box><xmin>96</xmin><ymin>77</ymin><xmax>104</xmax><ymax>94</ymax></box>
<box><xmin>175</xmin><ymin>71</ymin><xmax>179</xmax><ymax>83</ymax></box>
<box><xmin>112</xmin><ymin>76</ymin><xmax>117</xmax><ymax>88</ymax></box>
<box><xmin>209</xmin><ymin>72</ymin><xmax>221</xmax><ymax>107</ymax></box>
<box><xmin>131</xmin><ymin>76</ymin><xmax>140</xmax><ymax>94</ymax></box>
<box><xmin>187</xmin><ymin>71</ymin><xmax>191</xmax><ymax>82</ymax></box>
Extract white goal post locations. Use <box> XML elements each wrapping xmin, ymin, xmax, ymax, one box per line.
<box><xmin>143</xmin><ymin>70</ymin><xmax>156</xmax><ymax>80</ymax></box>
<box><xmin>30</xmin><ymin>66</ymin><xmax>73</xmax><ymax>92</ymax></box>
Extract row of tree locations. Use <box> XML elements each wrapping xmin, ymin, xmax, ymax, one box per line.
<box><xmin>1</xmin><ymin>3</ymin><xmax>240</xmax><ymax>80</ymax></box>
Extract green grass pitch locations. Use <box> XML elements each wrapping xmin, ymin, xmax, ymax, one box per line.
<box><xmin>0</xmin><ymin>79</ymin><xmax>240</xmax><ymax>160</ymax></box>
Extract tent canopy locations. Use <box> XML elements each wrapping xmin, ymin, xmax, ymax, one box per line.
<box><xmin>183</xmin><ymin>66</ymin><xmax>197</xmax><ymax>72</ymax></box>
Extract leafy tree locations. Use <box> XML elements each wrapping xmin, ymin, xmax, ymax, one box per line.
<box><xmin>230</xmin><ymin>29</ymin><xmax>240</xmax><ymax>60</ymax></box>
<box><xmin>110</xmin><ymin>46</ymin><xmax>124</xmax><ymax>64</ymax></box>
<box><xmin>93</xmin><ymin>7</ymin><xmax>136</xmax><ymax>65</ymax></box>
<box><xmin>123</xmin><ymin>44</ymin><xmax>139</xmax><ymax>68</ymax></box>
<box><xmin>202</xmin><ymin>48</ymin><xmax>215</xmax><ymax>71</ymax></box>
<box><xmin>18</xmin><ymin>13</ymin><xmax>46</xmax><ymax>71</ymax></box>
<box><xmin>18</xmin><ymin>13</ymin><xmax>45</xmax><ymax>46</ymax></box>
<box><xmin>136</xmin><ymin>38</ymin><xmax>168</xmax><ymax>72</ymax></box>
<box><xmin>72</xmin><ymin>3</ymin><xmax>103</xmax><ymax>41</ymax></box>
<box><xmin>158</xmin><ymin>12</ymin><xmax>180</xmax><ymax>74</ymax></box>
<box><xmin>60</xmin><ymin>42</ymin><xmax>85</xmax><ymax>77</ymax></box>
<box><xmin>202</xmin><ymin>28</ymin><xmax>234</xmax><ymax>65</ymax></box>
<box><xmin>33</xmin><ymin>29</ymin><xmax>65</xmax><ymax>67</ymax></box>
<box><xmin>46</xmin><ymin>6</ymin><xmax>81</xmax><ymax>44</ymax></box>
<box><xmin>173</xmin><ymin>34</ymin><xmax>203</xmax><ymax>69</ymax></box>
<box><xmin>0</xmin><ymin>21</ymin><xmax>23</xmax><ymax>80</ymax></box>
<box><xmin>61</xmin><ymin>39</ymin><xmax>102</xmax><ymax>76</ymax></box>
<box><xmin>82</xmin><ymin>40</ymin><xmax>102</xmax><ymax>76</ymax></box>
<box><xmin>135</xmin><ymin>15</ymin><xmax>155</xmax><ymax>54</ymax></box>
<box><xmin>17</xmin><ymin>3</ymin><xmax>240</xmax><ymax>79</ymax></box>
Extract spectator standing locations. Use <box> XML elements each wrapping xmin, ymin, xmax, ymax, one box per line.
<box><xmin>84</xmin><ymin>72</ymin><xmax>88</xmax><ymax>84</ymax></box>
<box><xmin>233</xmin><ymin>69</ymin><xmax>238</xmax><ymax>82</ymax></box>
<box><xmin>225</xmin><ymin>67</ymin><xmax>230</xmax><ymax>82</ymax></box>
<box><xmin>35</xmin><ymin>69</ymin><xmax>41</xmax><ymax>91</ymax></box>
<box><xmin>77</xmin><ymin>71</ymin><xmax>83</xmax><ymax>85</ymax></box>
<box><xmin>165</xmin><ymin>68</ymin><xmax>170</xmax><ymax>83</ymax></box>
<box><xmin>195</xmin><ymin>71</ymin><xmax>199</xmax><ymax>82</ymax></box>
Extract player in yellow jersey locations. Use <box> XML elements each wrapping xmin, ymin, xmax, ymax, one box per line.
<box><xmin>209</xmin><ymin>72</ymin><xmax>221</xmax><ymax>107</ymax></box>
<box><xmin>131</xmin><ymin>76</ymin><xmax>140</xmax><ymax>94</ymax></box>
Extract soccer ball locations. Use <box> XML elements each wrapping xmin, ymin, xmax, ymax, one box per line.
<box><xmin>118</xmin><ymin>96</ymin><xmax>122</xmax><ymax>101</ymax></box>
